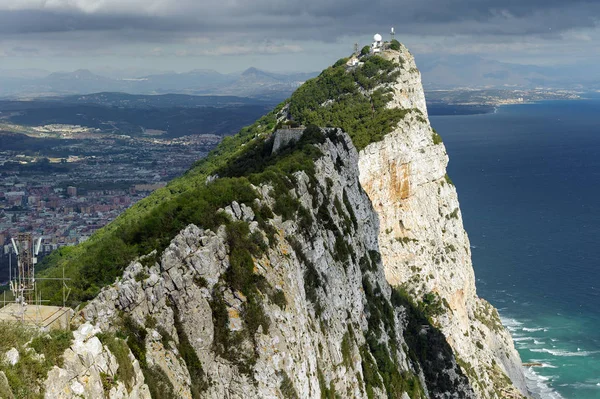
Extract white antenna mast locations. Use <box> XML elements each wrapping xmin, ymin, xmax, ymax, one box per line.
<box><xmin>11</xmin><ymin>238</ymin><xmax>19</xmax><ymax>256</ymax></box>
<box><xmin>35</xmin><ymin>237</ymin><xmax>42</xmax><ymax>256</ymax></box>
<box><xmin>391</xmin><ymin>27</ymin><xmax>395</xmax><ymax>42</ymax></box>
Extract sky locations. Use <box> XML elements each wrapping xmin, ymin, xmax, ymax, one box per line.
<box><xmin>0</xmin><ymin>0</ymin><xmax>599</xmax><ymax>75</ymax></box>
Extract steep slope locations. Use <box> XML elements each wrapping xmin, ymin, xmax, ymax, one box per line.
<box><xmin>286</xmin><ymin>44</ymin><xmax>528</xmax><ymax>398</ymax></box>
<box><xmin>30</xmin><ymin>41</ymin><xmax>529</xmax><ymax>399</ymax></box>
<box><xmin>47</xmin><ymin>127</ymin><xmax>472</xmax><ymax>398</ymax></box>
<box><xmin>356</xmin><ymin>47</ymin><xmax>528</xmax><ymax>398</ymax></box>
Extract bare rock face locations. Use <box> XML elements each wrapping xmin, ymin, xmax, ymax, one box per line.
<box><xmin>358</xmin><ymin>44</ymin><xmax>528</xmax><ymax>398</ymax></box>
<box><xmin>44</xmin><ymin>323</ymin><xmax>150</xmax><ymax>399</ymax></box>
<box><xmin>76</xmin><ymin>129</ymin><xmax>474</xmax><ymax>399</ymax></box>
<box><xmin>4</xmin><ymin>348</ymin><xmax>19</xmax><ymax>366</ymax></box>
<box><xmin>41</xmin><ymin>42</ymin><xmax>528</xmax><ymax>399</ymax></box>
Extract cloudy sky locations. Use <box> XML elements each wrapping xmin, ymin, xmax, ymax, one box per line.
<box><xmin>0</xmin><ymin>0</ymin><xmax>599</xmax><ymax>74</ymax></box>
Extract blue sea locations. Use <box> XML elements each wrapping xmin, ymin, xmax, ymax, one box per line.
<box><xmin>430</xmin><ymin>97</ymin><xmax>600</xmax><ymax>399</ymax></box>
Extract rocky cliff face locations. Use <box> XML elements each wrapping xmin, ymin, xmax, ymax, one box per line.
<box><xmin>26</xmin><ymin>42</ymin><xmax>528</xmax><ymax>399</ymax></box>
<box><xmin>358</xmin><ymin>45</ymin><xmax>528</xmax><ymax>398</ymax></box>
<box><xmin>50</xmin><ymin>128</ymin><xmax>475</xmax><ymax>398</ymax></box>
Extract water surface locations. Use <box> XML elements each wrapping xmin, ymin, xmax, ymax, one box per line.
<box><xmin>431</xmin><ymin>99</ymin><xmax>600</xmax><ymax>398</ymax></box>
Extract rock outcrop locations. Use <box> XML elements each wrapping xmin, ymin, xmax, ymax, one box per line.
<box><xmin>75</xmin><ymin>128</ymin><xmax>475</xmax><ymax>398</ymax></box>
<box><xmin>28</xmin><ymin>41</ymin><xmax>528</xmax><ymax>399</ymax></box>
<box><xmin>358</xmin><ymin>45</ymin><xmax>527</xmax><ymax>398</ymax></box>
<box><xmin>44</xmin><ymin>323</ymin><xmax>149</xmax><ymax>399</ymax></box>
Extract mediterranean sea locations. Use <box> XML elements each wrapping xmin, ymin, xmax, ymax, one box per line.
<box><xmin>431</xmin><ymin>96</ymin><xmax>600</xmax><ymax>399</ymax></box>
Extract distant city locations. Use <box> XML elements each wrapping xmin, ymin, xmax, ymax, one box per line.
<box><xmin>0</xmin><ymin>86</ymin><xmax>584</xmax><ymax>282</ymax></box>
<box><xmin>0</xmin><ymin>126</ymin><xmax>226</xmax><ymax>281</ymax></box>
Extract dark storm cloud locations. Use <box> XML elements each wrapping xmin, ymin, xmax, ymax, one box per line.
<box><xmin>0</xmin><ymin>0</ymin><xmax>598</xmax><ymax>42</ymax></box>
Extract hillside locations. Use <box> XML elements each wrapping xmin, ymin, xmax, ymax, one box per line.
<box><xmin>16</xmin><ymin>42</ymin><xmax>530</xmax><ymax>399</ymax></box>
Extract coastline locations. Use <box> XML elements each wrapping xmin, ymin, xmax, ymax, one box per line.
<box><xmin>430</xmin><ymin>99</ymin><xmax>600</xmax><ymax>399</ymax></box>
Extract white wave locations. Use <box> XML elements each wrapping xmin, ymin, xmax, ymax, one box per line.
<box><xmin>534</xmin><ymin>340</ymin><xmax>546</xmax><ymax>345</ymax></box>
<box><xmin>567</xmin><ymin>382</ymin><xmax>600</xmax><ymax>390</ymax></box>
<box><xmin>524</xmin><ymin>367</ymin><xmax>566</xmax><ymax>399</ymax></box>
<box><xmin>514</xmin><ymin>337</ymin><xmax>535</xmax><ymax>342</ymax></box>
<box><xmin>523</xmin><ymin>327</ymin><xmax>546</xmax><ymax>332</ymax></box>
<box><xmin>530</xmin><ymin>348</ymin><xmax>598</xmax><ymax>357</ymax></box>
<box><xmin>501</xmin><ymin>316</ymin><xmax>523</xmax><ymax>330</ymax></box>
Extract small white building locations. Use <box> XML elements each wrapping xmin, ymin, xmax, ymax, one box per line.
<box><xmin>371</xmin><ymin>33</ymin><xmax>383</xmax><ymax>53</ymax></box>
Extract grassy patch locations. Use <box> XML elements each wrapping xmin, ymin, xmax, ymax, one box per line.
<box><xmin>444</xmin><ymin>173</ymin><xmax>454</xmax><ymax>186</ymax></box>
<box><xmin>97</xmin><ymin>333</ymin><xmax>136</xmax><ymax>391</ymax></box>
<box><xmin>0</xmin><ymin>323</ymin><xmax>73</xmax><ymax>399</ymax></box>
<box><xmin>172</xmin><ymin>307</ymin><xmax>210</xmax><ymax>397</ymax></box>
<box><xmin>279</xmin><ymin>370</ymin><xmax>299</xmax><ymax>399</ymax></box>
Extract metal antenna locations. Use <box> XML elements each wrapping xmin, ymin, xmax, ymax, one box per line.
<box><xmin>391</xmin><ymin>27</ymin><xmax>395</xmax><ymax>42</ymax></box>
<box><xmin>354</xmin><ymin>43</ymin><xmax>358</xmax><ymax>54</ymax></box>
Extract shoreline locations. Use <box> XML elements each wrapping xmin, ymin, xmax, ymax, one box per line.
<box><xmin>430</xmin><ymin>96</ymin><xmax>586</xmax><ymax>117</ymax></box>
<box><xmin>499</xmin><ymin>314</ymin><xmax>566</xmax><ymax>399</ymax></box>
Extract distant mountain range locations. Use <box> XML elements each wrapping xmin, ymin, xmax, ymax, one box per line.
<box><xmin>416</xmin><ymin>54</ymin><xmax>600</xmax><ymax>90</ymax></box>
<box><xmin>2</xmin><ymin>55</ymin><xmax>599</xmax><ymax>100</ymax></box>
<box><xmin>0</xmin><ymin>68</ymin><xmax>318</xmax><ymax>101</ymax></box>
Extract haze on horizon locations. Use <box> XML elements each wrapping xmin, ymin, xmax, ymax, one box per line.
<box><xmin>0</xmin><ymin>0</ymin><xmax>599</xmax><ymax>77</ymax></box>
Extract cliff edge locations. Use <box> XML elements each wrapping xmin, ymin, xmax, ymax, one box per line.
<box><xmin>11</xmin><ymin>41</ymin><xmax>530</xmax><ymax>399</ymax></box>
<box><xmin>357</xmin><ymin>45</ymin><xmax>528</xmax><ymax>398</ymax></box>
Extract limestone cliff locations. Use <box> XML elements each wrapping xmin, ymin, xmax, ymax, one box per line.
<box><xmin>50</xmin><ymin>128</ymin><xmax>474</xmax><ymax>398</ymax></box>
<box><xmin>357</xmin><ymin>45</ymin><xmax>528</xmax><ymax>398</ymax></box>
<box><xmin>16</xmin><ymin>41</ymin><xmax>529</xmax><ymax>399</ymax></box>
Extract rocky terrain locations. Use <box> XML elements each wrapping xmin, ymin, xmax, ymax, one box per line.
<box><xmin>2</xmin><ymin>42</ymin><xmax>529</xmax><ymax>399</ymax></box>
<box><xmin>358</xmin><ymin>46</ymin><xmax>527</xmax><ymax>399</ymax></box>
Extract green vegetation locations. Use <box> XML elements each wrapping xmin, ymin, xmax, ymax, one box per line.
<box><xmin>0</xmin><ymin>322</ymin><xmax>73</xmax><ymax>398</ymax></box>
<box><xmin>317</xmin><ymin>365</ymin><xmax>337</xmax><ymax>399</ymax></box>
<box><xmin>432</xmin><ymin>131</ymin><xmax>443</xmax><ymax>145</ymax></box>
<box><xmin>118</xmin><ymin>316</ymin><xmax>176</xmax><ymax>398</ymax></box>
<box><xmin>360</xmin><ymin>46</ymin><xmax>370</xmax><ymax>56</ymax></box>
<box><xmin>444</xmin><ymin>173</ymin><xmax>454</xmax><ymax>186</ymax></box>
<box><xmin>97</xmin><ymin>333</ymin><xmax>135</xmax><ymax>391</ymax></box>
<box><xmin>289</xmin><ymin>55</ymin><xmax>409</xmax><ymax>150</ymax></box>
<box><xmin>389</xmin><ymin>40</ymin><xmax>401</xmax><ymax>51</ymax></box>
<box><xmin>341</xmin><ymin>328</ymin><xmax>354</xmax><ymax>368</ymax></box>
<box><xmin>172</xmin><ymin>307</ymin><xmax>210</xmax><ymax>397</ymax></box>
<box><xmin>38</xmin><ymin>121</ymin><xmax>323</xmax><ymax>305</ymax></box>
<box><xmin>38</xmin><ymin>50</ymin><xmax>410</xmax><ymax>312</ymax></box>
<box><xmin>447</xmin><ymin>208</ymin><xmax>459</xmax><ymax>220</ymax></box>
<box><xmin>36</xmin><ymin>103</ymin><xmax>286</xmax><ymax>304</ymax></box>
<box><xmin>390</xmin><ymin>288</ymin><xmax>470</xmax><ymax>395</ymax></box>
<box><xmin>361</xmin><ymin>275</ymin><xmax>425</xmax><ymax>399</ymax></box>
<box><xmin>279</xmin><ymin>371</ymin><xmax>299</xmax><ymax>399</ymax></box>
<box><xmin>475</xmin><ymin>301</ymin><xmax>504</xmax><ymax>333</ymax></box>
<box><xmin>143</xmin><ymin>365</ymin><xmax>176</xmax><ymax>398</ymax></box>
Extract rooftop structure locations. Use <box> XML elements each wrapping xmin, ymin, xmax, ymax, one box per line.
<box><xmin>371</xmin><ymin>33</ymin><xmax>383</xmax><ymax>53</ymax></box>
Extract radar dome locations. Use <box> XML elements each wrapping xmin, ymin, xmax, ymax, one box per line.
<box><xmin>374</xmin><ymin>33</ymin><xmax>382</xmax><ymax>42</ymax></box>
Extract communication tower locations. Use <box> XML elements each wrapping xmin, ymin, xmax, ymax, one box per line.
<box><xmin>2</xmin><ymin>234</ymin><xmax>72</xmax><ymax>328</ymax></box>
<box><xmin>391</xmin><ymin>27</ymin><xmax>395</xmax><ymax>42</ymax></box>
<box><xmin>10</xmin><ymin>233</ymin><xmax>40</xmax><ymax>305</ymax></box>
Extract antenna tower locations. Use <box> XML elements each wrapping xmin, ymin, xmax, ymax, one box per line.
<box><xmin>3</xmin><ymin>234</ymin><xmax>72</xmax><ymax>328</ymax></box>
<box><xmin>354</xmin><ymin>43</ymin><xmax>359</xmax><ymax>55</ymax></box>
<box><xmin>10</xmin><ymin>233</ymin><xmax>39</xmax><ymax>305</ymax></box>
<box><xmin>391</xmin><ymin>27</ymin><xmax>395</xmax><ymax>42</ymax></box>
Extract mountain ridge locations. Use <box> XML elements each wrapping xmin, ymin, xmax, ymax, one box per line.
<box><xmin>4</xmin><ymin>42</ymin><xmax>529</xmax><ymax>398</ymax></box>
<box><xmin>0</xmin><ymin>68</ymin><xmax>319</xmax><ymax>100</ymax></box>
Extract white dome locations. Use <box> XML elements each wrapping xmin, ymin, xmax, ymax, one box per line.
<box><xmin>374</xmin><ymin>33</ymin><xmax>382</xmax><ymax>42</ymax></box>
